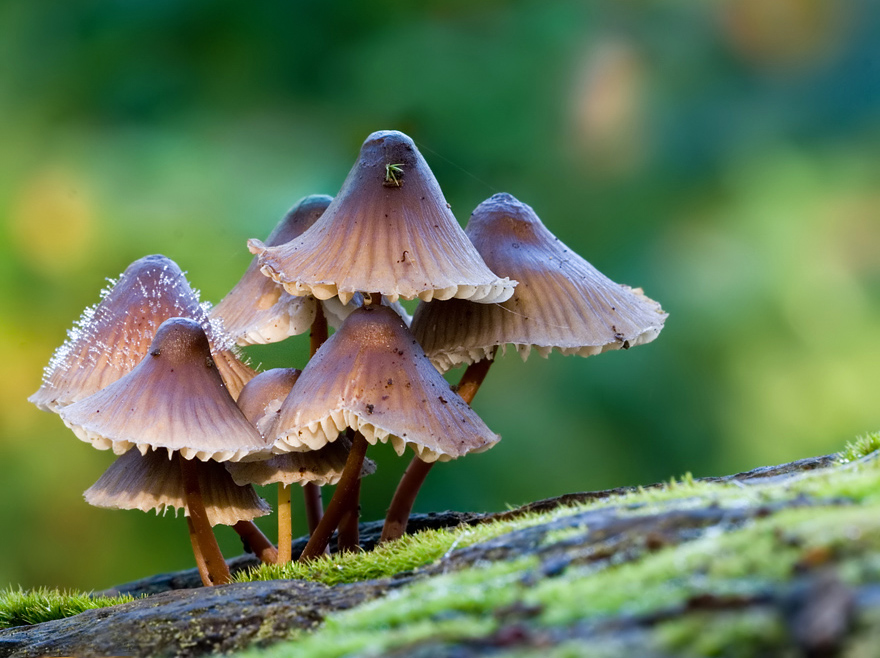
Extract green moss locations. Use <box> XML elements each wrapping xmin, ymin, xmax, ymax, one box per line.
<box><xmin>236</xmin><ymin>511</ymin><xmax>565</xmax><ymax>587</ymax></box>
<box><xmin>234</xmin><ymin>444</ymin><xmax>880</xmax><ymax>657</ymax></box>
<box><xmin>0</xmin><ymin>586</ymin><xmax>134</xmax><ymax>630</ymax></box>
<box><xmin>838</xmin><ymin>431</ymin><xmax>880</xmax><ymax>463</ymax></box>
<box><xmin>10</xmin><ymin>437</ymin><xmax>880</xmax><ymax>649</ymax></box>
<box><xmin>656</xmin><ymin>611</ymin><xmax>787</xmax><ymax>657</ymax></box>
<box><xmin>240</xmin><ymin>558</ymin><xmax>532</xmax><ymax>657</ymax></box>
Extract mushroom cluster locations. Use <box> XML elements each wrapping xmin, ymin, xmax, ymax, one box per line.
<box><xmin>31</xmin><ymin>129</ymin><xmax>666</xmax><ymax>585</ymax></box>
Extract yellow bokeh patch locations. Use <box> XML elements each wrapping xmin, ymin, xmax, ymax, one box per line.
<box><xmin>10</xmin><ymin>167</ymin><xmax>96</xmax><ymax>275</ymax></box>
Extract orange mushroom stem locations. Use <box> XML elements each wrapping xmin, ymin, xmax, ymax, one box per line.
<box><xmin>298</xmin><ymin>430</ymin><xmax>369</xmax><ymax>561</ymax></box>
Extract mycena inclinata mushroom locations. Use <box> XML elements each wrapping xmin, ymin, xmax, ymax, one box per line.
<box><xmin>269</xmin><ymin>303</ymin><xmax>499</xmax><ymax>559</ymax></box>
<box><xmin>382</xmin><ymin>192</ymin><xmax>668</xmax><ymax>542</ymax></box>
<box><xmin>248</xmin><ymin>130</ymin><xmax>517</xmax><ymax>306</ymax></box>
<box><xmin>59</xmin><ymin>317</ymin><xmax>272</xmax><ymax>585</ymax></box>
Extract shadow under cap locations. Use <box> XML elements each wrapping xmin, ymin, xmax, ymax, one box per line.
<box><xmin>413</xmin><ymin>192</ymin><xmax>668</xmax><ymax>372</ymax></box>
<box><xmin>30</xmin><ymin>254</ymin><xmax>254</xmax><ymax>412</ymax></box>
<box><xmin>227</xmin><ymin>368</ymin><xmax>377</xmax><ymax>487</ymax></box>
<box><xmin>85</xmin><ymin>448</ymin><xmax>271</xmax><ymax>527</ymax></box>
<box><xmin>270</xmin><ymin>304</ymin><xmax>500</xmax><ymax>463</ymax></box>
<box><xmin>249</xmin><ymin>130</ymin><xmax>517</xmax><ymax>305</ymax></box>
<box><xmin>59</xmin><ymin>317</ymin><xmax>271</xmax><ymax>462</ymax></box>
<box><xmin>210</xmin><ymin>195</ymin><xmax>334</xmax><ymax>346</ymax></box>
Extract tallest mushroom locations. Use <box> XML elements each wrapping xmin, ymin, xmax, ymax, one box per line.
<box><xmin>248</xmin><ymin>130</ymin><xmax>514</xmax><ymax>557</ymax></box>
<box><xmin>248</xmin><ymin>130</ymin><xmax>516</xmax><ymax>305</ymax></box>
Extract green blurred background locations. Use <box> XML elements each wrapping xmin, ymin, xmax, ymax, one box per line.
<box><xmin>2</xmin><ymin>0</ymin><xmax>879</xmax><ymax>590</ymax></box>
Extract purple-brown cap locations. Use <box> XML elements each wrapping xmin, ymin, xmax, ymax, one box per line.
<box><xmin>210</xmin><ymin>195</ymin><xmax>332</xmax><ymax>345</ymax></box>
<box><xmin>59</xmin><ymin>317</ymin><xmax>270</xmax><ymax>462</ymax></box>
<box><xmin>249</xmin><ymin>130</ymin><xmax>517</xmax><ymax>305</ymax></box>
<box><xmin>85</xmin><ymin>448</ymin><xmax>271</xmax><ymax>527</ymax></box>
<box><xmin>226</xmin><ymin>368</ymin><xmax>377</xmax><ymax>487</ymax></box>
<box><xmin>30</xmin><ymin>254</ymin><xmax>255</xmax><ymax>411</ymax></box>
<box><xmin>413</xmin><ymin>193</ymin><xmax>668</xmax><ymax>371</ymax></box>
<box><xmin>269</xmin><ymin>304</ymin><xmax>500</xmax><ymax>463</ymax></box>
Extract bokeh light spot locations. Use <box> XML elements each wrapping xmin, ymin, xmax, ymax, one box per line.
<box><xmin>10</xmin><ymin>167</ymin><xmax>96</xmax><ymax>275</ymax></box>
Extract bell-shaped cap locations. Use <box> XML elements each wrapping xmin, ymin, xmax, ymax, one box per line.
<box><xmin>270</xmin><ymin>304</ymin><xmax>500</xmax><ymax>463</ymax></box>
<box><xmin>30</xmin><ymin>255</ymin><xmax>255</xmax><ymax>412</ymax></box>
<box><xmin>210</xmin><ymin>195</ymin><xmax>333</xmax><ymax>345</ymax></box>
<box><xmin>235</xmin><ymin>368</ymin><xmax>304</xmax><ymax>437</ymax></box>
<box><xmin>413</xmin><ymin>193</ymin><xmax>668</xmax><ymax>371</ymax></box>
<box><xmin>59</xmin><ymin>318</ymin><xmax>270</xmax><ymax>462</ymax></box>
<box><xmin>249</xmin><ymin>130</ymin><xmax>516</xmax><ymax>305</ymax></box>
<box><xmin>85</xmin><ymin>448</ymin><xmax>271</xmax><ymax>527</ymax></box>
<box><xmin>226</xmin><ymin>368</ymin><xmax>376</xmax><ymax>487</ymax></box>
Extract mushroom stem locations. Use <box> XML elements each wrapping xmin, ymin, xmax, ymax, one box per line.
<box><xmin>337</xmin><ymin>476</ymin><xmax>361</xmax><ymax>553</ymax></box>
<box><xmin>186</xmin><ymin>516</ymin><xmax>211</xmax><ymax>586</ymax></box>
<box><xmin>303</xmin><ymin>482</ymin><xmax>325</xmax><ymax>536</ymax></box>
<box><xmin>232</xmin><ymin>520</ymin><xmax>278</xmax><ymax>565</ymax></box>
<box><xmin>293</xmin><ymin>302</ymin><xmax>330</xmax><ymax>548</ymax></box>
<box><xmin>455</xmin><ymin>355</ymin><xmax>496</xmax><ymax>406</ymax></box>
<box><xmin>298</xmin><ymin>430</ymin><xmax>368</xmax><ymax>561</ymax></box>
<box><xmin>309</xmin><ymin>302</ymin><xmax>328</xmax><ymax>355</ymax></box>
<box><xmin>379</xmin><ymin>457</ymin><xmax>433</xmax><ymax>544</ymax></box>
<box><xmin>379</xmin><ymin>355</ymin><xmax>496</xmax><ymax>544</ymax></box>
<box><xmin>180</xmin><ymin>457</ymin><xmax>231</xmax><ymax>586</ymax></box>
<box><xmin>277</xmin><ymin>484</ymin><xmax>293</xmax><ymax>563</ymax></box>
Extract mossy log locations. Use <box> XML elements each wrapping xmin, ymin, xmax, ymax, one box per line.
<box><xmin>3</xmin><ymin>450</ymin><xmax>880</xmax><ymax>657</ymax></box>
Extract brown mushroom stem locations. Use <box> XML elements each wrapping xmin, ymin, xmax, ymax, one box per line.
<box><xmin>298</xmin><ymin>430</ymin><xmax>368</xmax><ymax>561</ymax></box>
<box><xmin>455</xmin><ymin>355</ymin><xmax>495</xmax><ymax>406</ymax></box>
<box><xmin>180</xmin><ymin>457</ymin><xmax>231</xmax><ymax>586</ymax></box>
<box><xmin>186</xmin><ymin>516</ymin><xmax>211</xmax><ymax>586</ymax></box>
<box><xmin>303</xmin><ymin>482</ymin><xmax>325</xmax><ymax>536</ymax></box>
<box><xmin>378</xmin><ymin>457</ymin><xmax>433</xmax><ymax>544</ymax></box>
<box><xmin>337</xmin><ymin>476</ymin><xmax>361</xmax><ymax>553</ymax></box>
<box><xmin>232</xmin><ymin>520</ymin><xmax>278</xmax><ymax>565</ymax></box>
<box><xmin>276</xmin><ymin>485</ymin><xmax>293</xmax><ymax>563</ymax></box>
<box><xmin>380</xmin><ymin>355</ymin><xmax>495</xmax><ymax>544</ymax></box>
<box><xmin>309</xmin><ymin>302</ymin><xmax>328</xmax><ymax>355</ymax></box>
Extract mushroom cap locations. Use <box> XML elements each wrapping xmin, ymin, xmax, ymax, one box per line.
<box><xmin>235</xmin><ymin>367</ymin><xmax>304</xmax><ymax>436</ymax></box>
<box><xmin>85</xmin><ymin>448</ymin><xmax>271</xmax><ymax>527</ymax></box>
<box><xmin>210</xmin><ymin>195</ymin><xmax>333</xmax><ymax>346</ymax></box>
<box><xmin>226</xmin><ymin>434</ymin><xmax>376</xmax><ymax>487</ymax></box>
<box><xmin>30</xmin><ymin>254</ymin><xmax>255</xmax><ymax>412</ymax></box>
<box><xmin>270</xmin><ymin>304</ymin><xmax>500</xmax><ymax>463</ymax></box>
<box><xmin>412</xmin><ymin>193</ymin><xmax>668</xmax><ymax>371</ymax></box>
<box><xmin>59</xmin><ymin>317</ymin><xmax>270</xmax><ymax>462</ymax></box>
<box><xmin>226</xmin><ymin>368</ymin><xmax>377</xmax><ymax>487</ymax></box>
<box><xmin>249</xmin><ymin>130</ymin><xmax>517</xmax><ymax>305</ymax></box>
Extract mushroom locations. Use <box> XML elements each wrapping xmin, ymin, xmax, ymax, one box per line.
<box><xmin>210</xmin><ymin>195</ymin><xmax>332</xmax><ymax>346</ymax></box>
<box><xmin>381</xmin><ymin>192</ymin><xmax>668</xmax><ymax>542</ymax></box>
<box><xmin>84</xmin><ymin>448</ymin><xmax>274</xmax><ymax>564</ymax></box>
<box><xmin>272</xmin><ymin>304</ymin><xmax>499</xmax><ymax>462</ymax></box>
<box><xmin>413</xmin><ymin>192</ymin><xmax>667</xmax><ymax>371</ymax></box>
<box><xmin>59</xmin><ymin>317</ymin><xmax>272</xmax><ymax>585</ymax></box>
<box><xmin>59</xmin><ymin>317</ymin><xmax>270</xmax><ymax>462</ymax></box>
<box><xmin>30</xmin><ymin>254</ymin><xmax>254</xmax><ymax>413</ymax></box>
<box><xmin>248</xmin><ymin>130</ymin><xmax>517</xmax><ymax>305</ymax></box>
<box><xmin>225</xmin><ymin>368</ymin><xmax>376</xmax><ymax>562</ymax></box>
<box><xmin>266</xmin><ymin>304</ymin><xmax>499</xmax><ymax>559</ymax></box>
